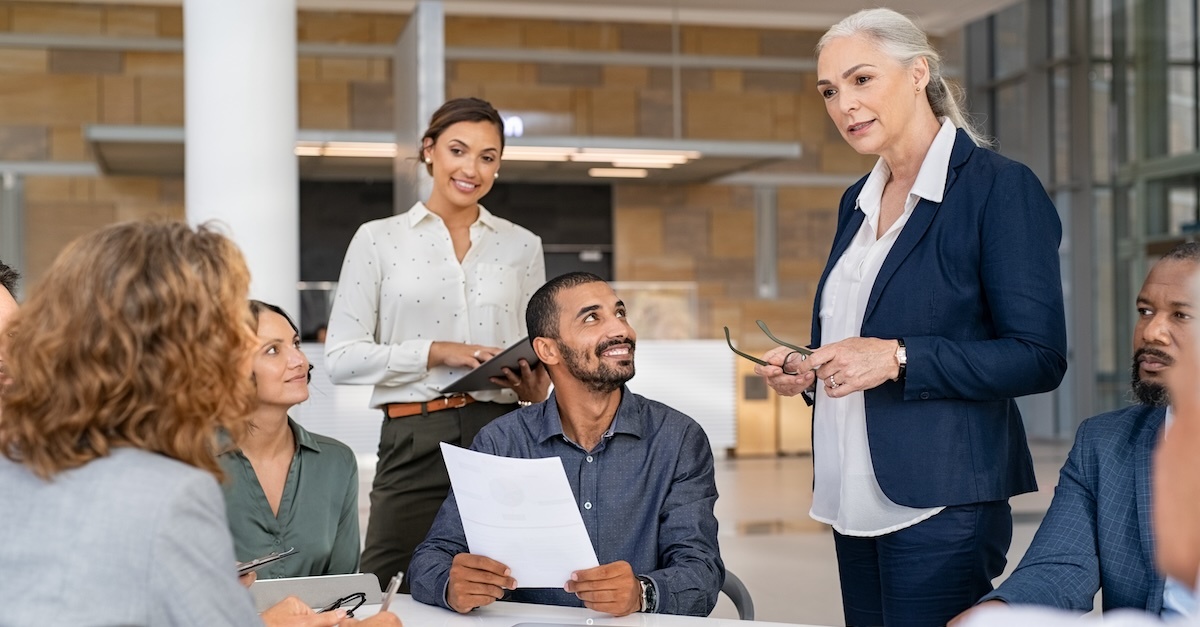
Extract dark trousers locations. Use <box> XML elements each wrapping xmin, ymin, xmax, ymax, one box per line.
<box><xmin>360</xmin><ymin>401</ymin><xmax>513</xmax><ymax>592</ymax></box>
<box><xmin>832</xmin><ymin>501</ymin><xmax>1012</xmax><ymax>627</ymax></box>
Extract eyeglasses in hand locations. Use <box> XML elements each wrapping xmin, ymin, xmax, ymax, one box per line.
<box><xmin>318</xmin><ymin>591</ymin><xmax>366</xmax><ymax>618</ymax></box>
<box><xmin>723</xmin><ymin>320</ymin><xmax>813</xmax><ymax>376</ymax></box>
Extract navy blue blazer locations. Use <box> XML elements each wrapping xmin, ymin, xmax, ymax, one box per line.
<box><xmin>982</xmin><ymin>405</ymin><xmax>1166</xmax><ymax>613</ymax></box>
<box><xmin>812</xmin><ymin>129</ymin><xmax>1068</xmax><ymax>508</ymax></box>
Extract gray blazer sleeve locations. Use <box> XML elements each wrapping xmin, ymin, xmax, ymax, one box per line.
<box><xmin>146</xmin><ymin>471</ymin><xmax>264</xmax><ymax>626</ymax></box>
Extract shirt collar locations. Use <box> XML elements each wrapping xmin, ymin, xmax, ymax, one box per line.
<box><xmin>856</xmin><ymin>117</ymin><xmax>958</xmax><ymax>219</ymax></box>
<box><xmin>288</xmin><ymin>417</ymin><xmax>322</xmax><ymax>453</ymax></box>
<box><xmin>405</xmin><ymin>201</ymin><xmax>499</xmax><ymax>232</ymax></box>
<box><xmin>531</xmin><ymin>386</ymin><xmax>646</xmax><ymax>445</ymax></box>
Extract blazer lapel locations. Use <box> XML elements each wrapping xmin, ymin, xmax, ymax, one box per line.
<box><xmin>862</xmin><ymin>130</ymin><xmax>974</xmax><ymax>322</ymax></box>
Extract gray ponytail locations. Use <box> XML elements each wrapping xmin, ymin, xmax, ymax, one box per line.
<box><xmin>816</xmin><ymin>8</ymin><xmax>992</xmax><ymax>148</ymax></box>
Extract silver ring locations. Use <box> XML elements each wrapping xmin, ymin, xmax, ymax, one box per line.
<box><xmin>473</xmin><ymin>350</ymin><xmax>481</xmax><ymax>359</ymax></box>
<box><xmin>827</xmin><ymin>375</ymin><xmax>839</xmax><ymax>389</ymax></box>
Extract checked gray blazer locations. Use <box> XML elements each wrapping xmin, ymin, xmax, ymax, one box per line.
<box><xmin>981</xmin><ymin>404</ymin><xmax>1167</xmax><ymax>613</ymax></box>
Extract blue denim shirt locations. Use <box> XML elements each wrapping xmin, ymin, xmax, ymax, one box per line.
<box><xmin>409</xmin><ymin>387</ymin><xmax>724</xmax><ymax>616</ymax></box>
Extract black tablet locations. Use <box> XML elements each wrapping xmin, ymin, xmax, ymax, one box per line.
<box><xmin>440</xmin><ymin>337</ymin><xmax>540</xmax><ymax>394</ymax></box>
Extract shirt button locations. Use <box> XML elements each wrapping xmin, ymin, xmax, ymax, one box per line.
<box><xmin>274</xmin><ymin>539</ymin><xmax>281</xmax><ymax>545</ymax></box>
<box><xmin>584</xmin><ymin>502</ymin><xmax>592</xmax><ymax>510</ymax></box>
<box><xmin>586</xmin><ymin>456</ymin><xmax>593</xmax><ymax>463</ymax></box>
<box><xmin>920</xmin><ymin>392</ymin><xmax>930</xmax><ymax>400</ymax></box>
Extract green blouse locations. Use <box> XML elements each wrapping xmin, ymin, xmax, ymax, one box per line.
<box><xmin>219</xmin><ymin>418</ymin><xmax>360</xmax><ymax>579</ymax></box>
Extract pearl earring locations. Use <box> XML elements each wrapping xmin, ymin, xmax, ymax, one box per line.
<box><xmin>424</xmin><ymin>157</ymin><xmax>431</xmax><ymax>164</ymax></box>
<box><xmin>494</xmin><ymin>172</ymin><xmax>499</xmax><ymax>180</ymax></box>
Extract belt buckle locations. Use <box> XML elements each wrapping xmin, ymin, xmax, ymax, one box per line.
<box><xmin>446</xmin><ymin>394</ymin><xmax>468</xmax><ymax>410</ymax></box>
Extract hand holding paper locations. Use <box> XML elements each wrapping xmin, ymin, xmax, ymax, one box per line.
<box><xmin>440</xmin><ymin>443</ymin><xmax>600</xmax><ymax>589</ymax></box>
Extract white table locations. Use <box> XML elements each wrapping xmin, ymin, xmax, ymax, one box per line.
<box><xmin>353</xmin><ymin>595</ymin><xmax>823</xmax><ymax>627</ymax></box>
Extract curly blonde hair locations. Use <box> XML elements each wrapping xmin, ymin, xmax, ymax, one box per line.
<box><xmin>0</xmin><ymin>220</ymin><xmax>257</xmax><ymax>480</ymax></box>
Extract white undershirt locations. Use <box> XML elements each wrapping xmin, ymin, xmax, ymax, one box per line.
<box><xmin>324</xmin><ymin>202</ymin><xmax>545</xmax><ymax>408</ymax></box>
<box><xmin>810</xmin><ymin>119</ymin><xmax>957</xmax><ymax>536</ymax></box>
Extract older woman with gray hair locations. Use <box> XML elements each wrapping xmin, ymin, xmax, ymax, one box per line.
<box><xmin>753</xmin><ymin>8</ymin><xmax>1068</xmax><ymax>625</ymax></box>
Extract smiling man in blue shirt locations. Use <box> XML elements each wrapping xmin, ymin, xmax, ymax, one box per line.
<box><xmin>409</xmin><ymin>272</ymin><xmax>724</xmax><ymax>617</ymax></box>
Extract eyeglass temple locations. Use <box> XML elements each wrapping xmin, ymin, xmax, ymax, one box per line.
<box><xmin>755</xmin><ymin>320</ymin><xmax>811</xmax><ymax>355</ymax></box>
<box><xmin>724</xmin><ymin>326</ymin><xmax>769</xmax><ymax>367</ymax></box>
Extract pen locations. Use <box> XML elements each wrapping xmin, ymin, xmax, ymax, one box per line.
<box><xmin>380</xmin><ymin>572</ymin><xmax>403</xmax><ymax>613</ymax></box>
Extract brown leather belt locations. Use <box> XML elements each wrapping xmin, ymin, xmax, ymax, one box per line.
<box><xmin>384</xmin><ymin>394</ymin><xmax>475</xmax><ymax>419</ymax></box>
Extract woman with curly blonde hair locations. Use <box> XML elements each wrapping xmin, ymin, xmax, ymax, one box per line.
<box><xmin>0</xmin><ymin>221</ymin><xmax>400</xmax><ymax>627</ymax></box>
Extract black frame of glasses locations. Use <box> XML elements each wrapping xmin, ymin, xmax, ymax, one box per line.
<box><xmin>318</xmin><ymin>591</ymin><xmax>366</xmax><ymax>617</ymax></box>
<box><xmin>723</xmin><ymin>320</ymin><xmax>813</xmax><ymax>376</ymax></box>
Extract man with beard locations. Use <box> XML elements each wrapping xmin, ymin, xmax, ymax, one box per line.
<box><xmin>953</xmin><ymin>242</ymin><xmax>1200</xmax><ymax>621</ymax></box>
<box><xmin>409</xmin><ymin>272</ymin><xmax>723</xmax><ymax>617</ymax></box>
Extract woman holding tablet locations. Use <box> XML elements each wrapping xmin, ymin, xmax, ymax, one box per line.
<box><xmin>325</xmin><ymin>97</ymin><xmax>549</xmax><ymax>589</ymax></box>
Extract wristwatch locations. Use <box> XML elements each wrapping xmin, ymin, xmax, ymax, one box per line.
<box><xmin>894</xmin><ymin>338</ymin><xmax>907</xmax><ymax>381</ymax></box>
<box><xmin>637</xmin><ymin>575</ymin><xmax>657</xmax><ymax>613</ymax></box>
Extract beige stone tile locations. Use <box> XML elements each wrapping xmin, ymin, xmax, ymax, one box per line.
<box><xmin>711</xmin><ymin>70</ymin><xmax>743</xmax><ymax>92</ymax></box>
<box><xmin>319</xmin><ymin>57</ymin><xmax>373</xmax><ymax>81</ymax></box>
<box><xmin>819</xmin><ymin>140</ymin><xmax>875</xmax><ymax>173</ymax></box>
<box><xmin>589</xmin><ymin>88</ymin><xmax>637</xmax><ymax>136</ymax></box>
<box><xmin>522</xmin><ymin>20</ymin><xmax>571</xmax><ymax>49</ymax></box>
<box><xmin>48</xmin><ymin>49</ymin><xmax>122</xmax><ymax>75</ymax></box>
<box><xmin>614</xmin><ymin>206</ymin><xmax>664</xmax><ymax>259</ymax></box>
<box><xmin>685</xmin><ymin>91</ymin><xmax>773</xmax><ymax>140</ymax></box>
<box><xmin>372</xmin><ymin>15</ymin><xmax>407</xmax><ymax>43</ymax></box>
<box><xmin>91</xmin><ymin>177</ymin><xmax>159</xmax><ymax>204</ymax></box>
<box><xmin>115</xmin><ymin>202</ymin><xmax>183</xmax><ymax>223</ymax></box>
<box><xmin>760</xmin><ymin>30</ymin><xmax>821</xmax><ymax>58</ymax></box>
<box><xmin>682</xmin><ymin>26</ymin><xmax>760</xmax><ymax>56</ymax></box>
<box><xmin>100</xmin><ymin>75</ymin><xmax>137</xmax><ymax>124</ymax></box>
<box><xmin>299</xmin><ymin>12</ymin><xmax>373</xmax><ymax>43</ymax></box>
<box><xmin>158</xmin><ymin>177</ymin><xmax>184</xmax><ymax>204</ymax></box>
<box><xmin>629</xmin><ymin>256</ymin><xmax>696</xmax><ymax>281</ymax></box>
<box><xmin>646</xmin><ymin>67</ymin><xmax>673</xmax><ymax>90</ymax></box>
<box><xmin>453</xmin><ymin>61</ymin><xmax>523</xmax><ymax>84</ymax></box>
<box><xmin>536</xmin><ymin>63</ymin><xmax>602</xmax><ymax>87</ymax></box>
<box><xmin>369</xmin><ymin>58</ymin><xmax>391</xmax><ymax>82</ymax></box>
<box><xmin>0</xmin><ymin>125</ymin><xmax>48</xmax><ymax>160</ymax></box>
<box><xmin>572</xmin><ymin>89</ymin><xmax>592</xmax><ymax>135</ymax></box>
<box><xmin>482</xmin><ymin>84</ymin><xmax>573</xmax><ymax>113</ymax></box>
<box><xmin>299</xmin><ymin>80</ymin><xmax>349</xmax><ymax>129</ymax></box>
<box><xmin>447</xmin><ymin>81</ymin><xmax>482</xmax><ymax>101</ymax></box>
<box><xmin>637</xmin><ymin>89</ymin><xmax>674</xmax><ymax>138</ymax></box>
<box><xmin>136</xmin><ymin>75</ymin><xmax>183</xmax><ymax>125</ymax></box>
<box><xmin>446</xmin><ymin>16</ymin><xmax>521</xmax><ymax>47</ymax></box>
<box><xmin>0</xmin><ymin>6</ymin><xmax>10</xmax><ymax>32</ymax></box>
<box><xmin>298</xmin><ymin>56</ymin><xmax>320</xmax><ymax>81</ymax></box>
<box><xmin>710</xmin><ymin>207</ymin><xmax>755</xmax><ymax>259</ymax></box>
<box><xmin>663</xmin><ymin>209</ymin><xmax>709</xmax><ymax>256</ymax></box>
<box><xmin>617</xmin><ymin>23</ymin><xmax>673</xmax><ymax>53</ymax></box>
<box><xmin>602</xmin><ymin>66</ymin><xmax>647</xmax><ymax>89</ymax></box>
<box><xmin>158</xmin><ymin>7</ymin><xmax>182</xmax><ymax>38</ymax></box>
<box><xmin>50</xmin><ymin>125</ymin><xmax>89</xmax><ymax>161</ymax></box>
<box><xmin>24</xmin><ymin>176</ymin><xmax>82</xmax><ymax>203</ymax></box>
<box><xmin>349</xmin><ymin>81</ymin><xmax>392</xmax><ymax>131</ymax></box>
<box><xmin>570</xmin><ymin>23</ymin><xmax>619</xmax><ymax>50</ymax></box>
<box><xmin>0</xmin><ymin>74</ymin><xmax>99</xmax><ymax>124</ymax></box>
<box><xmin>12</xmin><ymin>4</ymin><xmax>103</xmax><ymax>34</ymax></box>
<box><xmin>771</xmin><ymin>93</ymin><xmax>798</xmax><ymax>141</ymax></box>
<box><xmin>25</xmin><ymin>201</ymin><xmax>116</xmax><ymax>280</ymax></box>
<box><xmin>104</xmin><ymin>6</ymin><xmax>157</xmax><ymax>37</ymax></box>
<box><xmin>778</xmin><ymin>186</ymin><xmax>845</xmax><ymax>212</ymax></box>
<box><xmin>123</xmin><ymin>51</ymin><xmax>183</xmax><ymax>76</ymax></box>
<box><xmin>0</xmin><ymin>48</ymin><xmax>46</xmax><ymax>73</ymax></box>
<box><xmin>742</xmin><ymin>70</ymin><xmax>805</xmax><ymax>93</ymax></box>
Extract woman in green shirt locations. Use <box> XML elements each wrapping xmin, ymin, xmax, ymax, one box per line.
<box><xmin>220</xmin><ymin>301</ymin><xmax>361</xmax><ymax>579</ymax></box>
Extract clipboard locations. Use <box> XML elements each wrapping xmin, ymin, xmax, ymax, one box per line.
<box><xmin>440</xmin><ymin>337</ymin><xmax>540</xmax><ymax>394</ymax></box>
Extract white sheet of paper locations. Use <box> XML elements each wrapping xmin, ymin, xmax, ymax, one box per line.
<box><xmin>440</xmin><ymin>442</ymin><xmax>600</xmax><ymax>588</ymax></box>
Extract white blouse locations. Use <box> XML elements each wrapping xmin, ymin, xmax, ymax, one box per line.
<box><xmin>810</xmin><ymin>119</ymin><xmax>957</xmax><ymax>536</ymax></box>
<box><xmin>324</xmin><ymin>202</ymin><xmax>545</xmax><ymax>408</ymax></box>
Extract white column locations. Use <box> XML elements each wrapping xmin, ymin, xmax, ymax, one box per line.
<box><xmin>184</xmin><ymin>0</ymin><xmax>300</xmax><ymax>321</ymax></box>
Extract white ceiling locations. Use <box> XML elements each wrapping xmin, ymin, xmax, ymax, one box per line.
<box><xmin>39</xmin><ymin>0</ymin><xmax>1022</xmax><ymax>36</ymax></box>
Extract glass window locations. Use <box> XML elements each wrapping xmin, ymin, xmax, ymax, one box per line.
<box><xmin>994</xmin><ymin>3</ymin><xmax>1028</xmax><ymax>78</ymax></box>
<box><xmin>1052</xmin><ymin>0</ymin><xmax>1069</xmax><ymax>60</ymax></box>
<box><xmin>1168</xmin><ymin>181</ymin><xmax>1199</xmax><ymax>235</ymax></box>
<box><xmin>1168</xmin><ymin>0</ymin><xmax>1196</xmax><ymax>61</ymax></box>
<box><xmin>995</xmin><ymin>80</ymin><xmax>1029</xmax><ymax>165</ymax></box>
<box><xmin>1053</xmin><ymin>67</ymin><xmax>1071</xmax><ymax>185</ymax></box>
<box><xmin>1092</xmin><ymin>0</ymin><xmax>1113</xmax><ymax>59</ymax></box>
<box><xmin>1169</xmin><ymin>66</ymin><xmax>1197</xmax><ymax>155</ymax></box>
<box><xmin>1092</xmin><ymin>64</ymin><xmax>1113</xmax><ymax>183</ymax></box>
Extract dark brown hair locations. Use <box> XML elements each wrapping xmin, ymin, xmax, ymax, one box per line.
<box><xmin>0</xmin><ymin>221</ymin><xmax>257</xmax><ymax>480</ymax></box>
<box><xmin>420</xmin><ymin>97</ymin><xmax>505</xmax><ymax>175</ymax></box>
